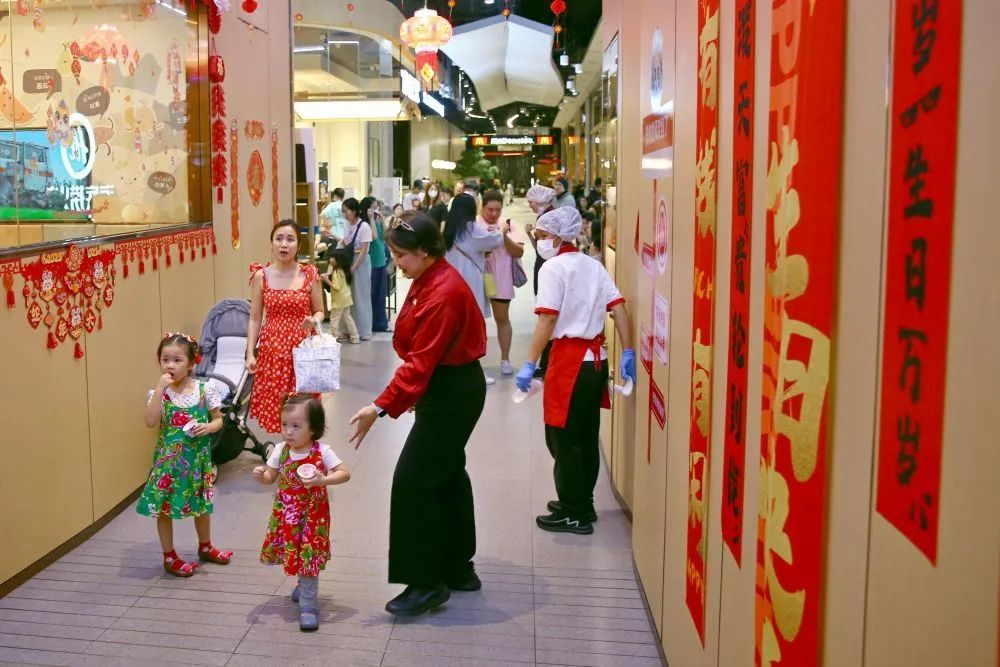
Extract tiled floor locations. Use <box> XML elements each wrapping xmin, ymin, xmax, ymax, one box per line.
<box><xmin>0</xmin><ymin>200</ymin><xmax>665</xmax><ymax>666</ymax></box>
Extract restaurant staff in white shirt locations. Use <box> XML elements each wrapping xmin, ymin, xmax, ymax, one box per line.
<box><xmin>515</xmin><ymin>207</ymin><xmax>637</xmax><ymax>535</ymax></box>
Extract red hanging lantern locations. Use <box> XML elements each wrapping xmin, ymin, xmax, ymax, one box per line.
<box><xmin>551</xmin><ymin>0</ymin><xmax>567</xmax><ymax>47</ymax></box>
<box><xmin>399</xmin><ymin>7</ymin><xmax>452</xmax><ymax>91</ymax></box>
<box><xmin>209</xmin><ymin>40</ymin><xmax>226</xmax><ymax>83</ymax></box>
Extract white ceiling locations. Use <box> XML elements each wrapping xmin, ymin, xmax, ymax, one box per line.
<box><xmin>440</xmin><ymin>14</ymin><xmax>564</xmax><ymax>111</ymax></box>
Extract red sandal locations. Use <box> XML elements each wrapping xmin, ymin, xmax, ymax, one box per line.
<box><xmin>163</xmin><ymin>552</ymin><xmax>198</xmax><ymax>577</ymax></box>
<box><xmin>197</xmin><ymin>543</ymin><xmax>233</xmax><ymax>565</ymax></box>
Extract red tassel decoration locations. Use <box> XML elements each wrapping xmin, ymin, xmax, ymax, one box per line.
<box><xmin>166</xmin><ymin>252</ymin><xmax>172</xmax><ymax>268</ymax></box>
<box><xmin>123</xmin><ymin>262</ymin><xmax>129</xmax><ymax>279</ymax></box>
<box><xmin>47</xmin><ymin>332</ymin><xmax>58</xmax><ymax>349</ymax></box>
<box><xmin>217</xmin><ymin>187</ymin><xmax>224</xmax><ymax>204</ymax></box>
<box><xmin>179</xmin><ymin>250</ymin><xmax>185</xmax><ymax>264</ymax></box>
<box><xmin>74</xmin><ymin>342</ymin><xmax>84</xmax><ymax>359</ymax></box>
<box><xmin>190</xmin><ymin>248</ymin><xmax>195</xmax><ymax>261</ymax></box>
<box><xmin>139</xmin><ymin>259</ymin><xmax>145</xmax><ymax>275</ymax></box>
<box><xmin>202</xmin><ymin>246</ymin><xmax>207</xmax><ymax>258</ymax></box>
<box><xmin>212</xmin><ymin>242</ymin><xmax>218</xmax><ymax>255</ymax></box>
<box><xmin>98</xmin><ymin>313</ymin><xmax>103</xmax><ymax>330</ymax></box>
<box><xmin>7</xmin><ymin>288</ymin><xmax>14</xmax><ymax>309</ymax></box>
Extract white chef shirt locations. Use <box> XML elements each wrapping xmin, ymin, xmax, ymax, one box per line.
<box><xmin>535</xmin><ymin>249</ymin><xmax>624</xmax><ymax>359</ymax></box>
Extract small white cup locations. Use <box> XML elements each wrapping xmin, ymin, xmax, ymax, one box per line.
<box><xmin>182</xmin><ymin>421</ymin><xmax>200</xmax><ymax>437</ymax></box>
<box><xmin>297</xmin><ymin>463</ymin><xmax>318</xmax><ymax>481</ymax></box>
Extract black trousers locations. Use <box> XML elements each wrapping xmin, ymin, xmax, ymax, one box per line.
<box><xmin>533</xmin><ymin>258</ymin><xmax>552</xmax><ymax>373</ymax></box>
<box><xmin>544</xmin><ymin>361</ymin><xmax>608</xmax><ymax>518</ymax></box>
<box><xmin>389</xmin><ymin>361</ymin><xmax>486</xmax><ymax>587</ymax></box>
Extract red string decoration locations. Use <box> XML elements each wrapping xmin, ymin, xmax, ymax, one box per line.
<box><xmin>551</xmin><ymin>0</ymin><xmax>566</xmax><ymax>47</ymax></box>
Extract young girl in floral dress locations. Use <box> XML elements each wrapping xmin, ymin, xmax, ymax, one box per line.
<box><xmin>246</xmin><ymin>220</ymin><xmax>325</xmax><ymax>433</ymax></box>
<box><xmin>252</xmin><ymin>394</ymin><xmax>350</xmax><ymax>631</ymax></box>
<box><xmin>139</xmin><ymin>333</ymin><xmax>233</xmax><ymax>577</ymax></box>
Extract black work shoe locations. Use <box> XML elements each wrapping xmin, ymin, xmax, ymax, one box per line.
<box><xmin>546</xmin><ymin>500</ymin><xmax>598</xmax><ymax>523</ymax></box>
<box><xmin>385</xmin><ymin>585</ymin><xmax>450</xmax><ymax>617</ymax></box>
<box><xmin>536</xmin><ymin>512</ymin><xmax>594</xmax><ymax>535</ymax></box>
<box><xmin>445</xmin><ymin>569</ymin><xmax>482</xmax><ymax>592</ymax></box>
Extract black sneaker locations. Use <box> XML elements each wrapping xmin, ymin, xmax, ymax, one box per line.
<box><xmin>445</xmin><ymin>568</ymin><xmax>482</xmax><ymax>592</ymax></box>
<box><xmin>385</xmin><ymin>585</ymin><xmax>450</xmax><ymax>617</ymax></box>
<box><xmin>536</xmin><ymin>512</ymin><xmax>593</xmax><ymax>535</ymax></box>
<box><xmin>546</xmin><ymin>500</ymin><xmax>598</xmax><ymax>523</ymax></box>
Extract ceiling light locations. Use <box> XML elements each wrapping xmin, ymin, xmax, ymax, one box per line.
<box><xmin>155</xmin><ymin>0</ymin><xmax>187</xmax><ymax>16</ymax></box>
<box><xmin>293</xmin><ymin>46</ymin><xmax>325</xmax><ymax>53</ymax></box>
<box><xmin>506</xmin><ymin>113</ymin><xmax>520</xmax><ymax>128</ymax></box>
<box><xmin>559</xmin><ymin>53</ymin><xmax>569</xmax><ymax>67</ymax></box>
<box><xmin>574</xmin><ymin>64</ymin><xmax>583</xmax><ymax>74</ymax></box>
<box><xmin>484</xmin><ymin>0</ymin><xmax>495</xmax><ymax>4</ymax></box>
<box><xmin>431</xmin><ymin>159</ymin><xmax>457</xmax><ymax>170</ymax></box>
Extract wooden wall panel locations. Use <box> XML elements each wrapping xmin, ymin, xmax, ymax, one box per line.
<box><xmin>0</xmin><ymin>295</ymin><xmax>94</xmax><ymax>584</ymax></box>
<box><xmin>864</xmin><ymin>1</ymin><xmax>1000</xmax><ymax>665</ymax></box>
<box><xmin>87</xmin><ymin>267</ymin><xmax>164</xmax><ymax>517</ymax></box>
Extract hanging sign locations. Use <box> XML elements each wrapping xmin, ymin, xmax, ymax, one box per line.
<box><xmin>721</xmin><ymin>0</ymin><xmax>756</xmax><ymax>567</ymax></box>
<box><xmin>875</xmin><ymin>0</ymin><xmax>962</xmax><ymax>565</ymax></box>
<box><xmin>754</xmin><ymin>1</ymin><xmax>846</xmax><ymax>665</ymax></box>
<box><xmin>685</xmin><ymin>0</ymin><xmax>719</xmax><ymax>644</ymax></box>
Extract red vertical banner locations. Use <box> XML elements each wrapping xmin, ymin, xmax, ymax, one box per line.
<box><xmin>685</xmin><ymin>0</ymin><xmax>720</xmax><ymax>644</ymax></box>
<box><xmin>721</xmin><ymin>0</ymin><xmax>755</xmax><ymax>567</ymax></box>
<box><xmin>875</xmin><ymin>0</ymin><xmax>961</xmax><ymax>565</ymax></box>
<box><xmin>754</xmin><ymin>1</ymin><xmax>845</xmax><ymax>665</ymax></box>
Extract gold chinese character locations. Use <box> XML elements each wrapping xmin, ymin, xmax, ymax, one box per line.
<box><xmin>691</xmin><ymin>329</ymin><xmax>713</xmax><ymax>436</ymax></box>
<box><xmin>695</xmin><ymin>127</ymin><xmax>717</xmax><ymax>237</ymax></box>
<box><xmin>758</xmin><ymin>458</ymin><xmax>805</xmax><ymax>643</ymax></box>
<box><xmin>776</xmin><ymin>315</ymin><xmax>830</xmax><ymax>481</ymax></box>
<box><xmin>698</xmin><ymin>6</ymin><xmax>720</xmax><ymax>110</ymax></box>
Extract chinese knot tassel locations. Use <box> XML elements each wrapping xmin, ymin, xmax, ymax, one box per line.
<box><xmin>139</xmin><ymin>259</ymin><xmax>145</xmax><ymax>275</ymax></box>
<box><xmin>74</xmin><ymin>342</ymin><xmax>84</xmax><ymax>359</ymax></box>
<box><xmin>6</xmin><ymin>288</ymin><xmax>13</xmax><ymax>309</ymax></box>
<box><xmin>47</xmin><ymin>332</ymin><xmax>58</xmax><ymax>349</ymax></box>
<box><xmin>123</xmin><ymin>262</ymin><xmax>129</xmax><ymax>279</ymax></box>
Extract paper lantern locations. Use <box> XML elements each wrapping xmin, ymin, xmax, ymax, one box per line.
<box><xmin>399</xmin><ymin>7</ymin><xmax>452</xmax><ymax>91</ymax></box>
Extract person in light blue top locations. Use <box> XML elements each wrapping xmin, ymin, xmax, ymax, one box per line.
<box><xmin>320</xmin><ymin>188</ymin><xmax>348</xmax><ymax>242</ymax></box>
<box><xmin>443</xmin><ymin>193</ymin><xmax>503</xmax><ymax>321</ymax></box>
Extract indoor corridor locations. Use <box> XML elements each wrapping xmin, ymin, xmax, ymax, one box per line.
<box><xmin>0</xmin><ymin>201</ymin><xmax>664</xmax><ymax>667</ymax></box>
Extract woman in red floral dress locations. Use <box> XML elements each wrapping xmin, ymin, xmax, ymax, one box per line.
<box><xmin>246</xmin><ymin>220</ymin><xmax>325</xmax><ymax>433</ymax></box>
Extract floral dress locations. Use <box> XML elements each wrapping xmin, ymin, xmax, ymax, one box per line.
<box><xmin>260</xmin><ymin>442</ymin><xmax>331</xmax><ymax>576</ymax></box>
<box><xmin>137</xmin><ymin>381</ymin><xmax>219</xmax><ymax>519</ymax></box>
<box><xmin>248</xmin><ymin>263</ymin><xmax>318</xmax><ymax>433</ymax></box>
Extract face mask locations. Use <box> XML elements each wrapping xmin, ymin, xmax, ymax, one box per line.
<box><xmin>536</xmin><ymin>238</ymin><xmax>559</xmax><ymax>260</ymax></box>
<box><xmin>429</xmin><ymin>189</ymin><xmax>438</xmax><ymax>197</ymax></box>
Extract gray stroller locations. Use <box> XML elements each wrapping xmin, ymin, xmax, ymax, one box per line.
<box><xmin>195</xmin><ymin>299</ymin><xmax>274</xmax><ymax>464</ymax></box>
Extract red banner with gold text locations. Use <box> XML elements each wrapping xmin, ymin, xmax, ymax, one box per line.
<box><xmin>721</xmin><ymin>0</ymin><xmax>756</xmax><ymax>567</ymax></box>
<box><xmin>685</xmin><ymin>0</ymin><xmax>720</xmax><ymax>644</ymax></box>
<box><xmin>875</xmin><ymin>0</ymin><xmax>962</xmax><ymax>565</ymax></box>
<box><xmin>754</xmin><ymin>1</ymin><xmax>845</xmax><ymax>665</ymax></box>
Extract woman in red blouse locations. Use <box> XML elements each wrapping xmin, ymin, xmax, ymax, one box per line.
<box><xmin>348</xmin><ymin>211</ymin><xmax>487</xmax><ymax>618</ymax></box>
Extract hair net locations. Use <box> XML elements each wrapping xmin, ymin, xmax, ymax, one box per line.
<box><xmin>536</xmin><ymin>206</ymin><xmax>582</xmax><ymax>240</ymax></box>
<box><xmin>526</xmin><ymin>185</ymin><xmax>556</xmax><ymax>205</ymax></box>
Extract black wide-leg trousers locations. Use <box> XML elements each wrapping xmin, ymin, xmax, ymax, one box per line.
<box><xmin>544</xmin><ymin>361</ymin><xmax>608</xmax><ymax>518</ymax></box>
<box><xmin>388</xmin><ymin>361</ymin><xmax>486</xmax><ymax>588</ymax></box>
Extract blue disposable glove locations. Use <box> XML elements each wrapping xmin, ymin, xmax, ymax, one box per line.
<box><xmin>620</xmin><ymin>349</ymin><xmax>637</xmax><ymax>384</ymax></box>
<box><xmin>515</xmin><ymin>361</ymin><xmax>537</xmax><ymax>392</ymax></box>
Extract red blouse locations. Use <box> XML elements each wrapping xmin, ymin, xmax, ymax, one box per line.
<box><xmin>374</xmin><ymin>258</ymin><xmax>487</xmax><ymax>417</ymax></box>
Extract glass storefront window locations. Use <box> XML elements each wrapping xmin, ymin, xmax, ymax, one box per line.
<box><xmin>0</xmin><ymin>0</ymin><xmax>209</xmax><ymax>250</ymax></box>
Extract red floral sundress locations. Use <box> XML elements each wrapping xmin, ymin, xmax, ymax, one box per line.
<box><xmin>248</xmin><ymin>263</ymin><xmax>318</xmax><ymax>433</ymax></box>
<box><xmin>259</xmin><ymin>441</ymin><xmax>331</xmax><ymax>576</ymax></box>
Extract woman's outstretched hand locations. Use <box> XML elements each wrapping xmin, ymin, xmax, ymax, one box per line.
<box><xmin>348</xmin><ymin>404</ymin><xmax>379</xmax><ymax>449</ymax></box>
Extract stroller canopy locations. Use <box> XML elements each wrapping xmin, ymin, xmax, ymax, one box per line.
<box><xmin>196</xmin><ymin>299</ymin><xmax>250</xmax><ymax>376</ymax></box>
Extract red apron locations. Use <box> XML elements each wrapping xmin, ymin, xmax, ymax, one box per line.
<box><xmin>543</xmin><ymin>335</ymin><xmax>611</xmax><ymax>428</ymax></box>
